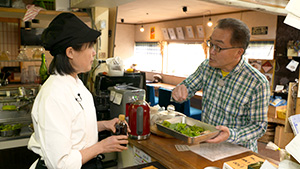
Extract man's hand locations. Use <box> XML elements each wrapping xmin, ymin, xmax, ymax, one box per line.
<box><xmin>172</xmin><ymin>84</ymin><xmax>188</xmax><ymax>102</ymax></box>
<box><xmin>205</xmin><ymin>126</ymin><xmax>230</xmax><ymax>143</ymax></box>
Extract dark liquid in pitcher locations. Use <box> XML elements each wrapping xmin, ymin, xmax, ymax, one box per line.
<box><xmin>115</xmin><ymin>122</ymin><xmax>128</xmax><ymax>147</ymax></box>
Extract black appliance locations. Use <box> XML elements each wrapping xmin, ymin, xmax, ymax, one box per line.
<box><xmin>92</xmin><ymin>72</ymin><xmax>145</xmax><ymax>168</ymax></box>
<box><xmin>93</xmin><ymin>72</ymin><xmax>146</xmax><ymax>121</ymax></box>
<box><xmin>20</xmin><ymin>27</ymin><xmax>44</xmax><ymax>46</ymax></box>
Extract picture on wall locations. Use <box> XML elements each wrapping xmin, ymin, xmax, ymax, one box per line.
<box><xmin>185</xmin><ymin>26</ymin><xmax>194</xmax><ymax>38</ymax></box>
<box><xmin>150</xmin><ymin>27</ymin><xmax>155</xmax><ymax>39</ymax></box>
<box><xmin>168</xmin><ymin>28</ymin><xmax>177</xmax><ymax>40</ymax></box>
<box><xmin>249</xmin><ymin>59</ymin><xmax>275</xmax><ymax>90</ymax></box>
<box><xmin>176</xmin><ymin>27</ymin><xmax>185</xmax><ymax>40</ymax></box>
<box><xmin>249</xmin><ymin>60</ymin><xmax>262</xmax><ymax>71</ymax></box>
<box><xmin>196</xmin><ymin>25</ymin><xmax>205</xmax><ymax>39</ymax></box>
<box><xmin>161</xmin><ymin>28</ymin><xmax>169</xmax><ymax>40</ymax></box>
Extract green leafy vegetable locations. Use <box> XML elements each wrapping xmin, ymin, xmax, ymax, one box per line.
<box><xmin>162</xmin><ymin>121</ymin><xmax>205</xmax><ymax>137</ymax></box>
<box><xmin>0</xmin><ymin>123</ymin><xmax>22</xmax><ymax>131</ymax></box>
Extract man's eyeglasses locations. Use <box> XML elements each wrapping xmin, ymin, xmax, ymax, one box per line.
<box><xmin>207</xmin><ymin>41</ymin><xmax>242</xmax><ymax>53</ymax></box>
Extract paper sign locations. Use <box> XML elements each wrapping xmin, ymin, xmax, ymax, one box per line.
<box><xmin>113</xmin><ymin>93</ymin><xmax>123</xmax><ymax>105</ymax></box>
<box><xmin>185</xmin><ymin>26</ymin><xmax>194</xmax><ymax>38</ymax></box>
<box><xmin>110</xmin><ymin>90</ymin><xmax>116</xmax><ymax>101</ymax></box>
<box><xmin>161</xmin><ymin>28</ymin><xmax>169</xmax><ymax>40</ymax></box>
<box><xmin>168</xmin><ymin>28</ymin><xmax>176</xmax><ymax>40</ymax></box>
<box><xmin>275</xmin><ymin>85</ymin><xmax>284</xmax><ymax>92</ymax></box>
<box><xmin>286</xmin><ymin>60</ymin><xmax>299</xmax><ymax>72</ymax></box>
<box><xmin>133</xmin><ymin>146</ymin><xmax>151</xmax><ymax>165</ymax></box>
<box><xmin>176</xmin><ymin>27</ymin><xmax>184</xmax><ymax>40</ymax></box>
<box><xmin>223</xmin><ymin>155</ymin><xmax>264</xmax><ymax>169</ymax></box>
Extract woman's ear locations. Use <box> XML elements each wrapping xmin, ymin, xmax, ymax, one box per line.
<box><xmin>65</xmin><ymin>47</ymin><xmax>74</xmax><ymax>59</ymax></box>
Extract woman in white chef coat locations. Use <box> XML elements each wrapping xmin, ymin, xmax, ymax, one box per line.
<box><xmin>28</xmin><ymin>13</ymin><xmax>130</xmax><ymax>169</ymax></box>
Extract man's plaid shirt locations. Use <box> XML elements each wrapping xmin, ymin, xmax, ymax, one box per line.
<box><xmin>181</xmin><ymin>58</ymin><xmax>270</xmax><ymax>152</ymax></box>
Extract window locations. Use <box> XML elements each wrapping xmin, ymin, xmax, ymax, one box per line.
<box><xmin>132</xmin><ymin>42</ymin><xmax>162</xmax><ymax>72</ymax></box>
<box><xmin>133</xmin><ymin>41</ymin><xmax>273</xmax><ymax>77</ymax></box>
<box><xmin>133</xmin><ymin>42</ymin><xmax>206</xmax><ymax>77</ymax></box>
<box><xmin>165</xmin><ymin>43</ymin><xmax>205</xmax><ymax>77</ymax></box>
<box><xmin>244</xmin><ymin>41</ymin><xmax>274</xmax><ymax>60</ymax></box>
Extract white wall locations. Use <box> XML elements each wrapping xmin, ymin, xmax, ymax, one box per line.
<box><xmin>114</xmin><ymin>24</ymin><xmax>135</xmax><ymax>69</ymax></box>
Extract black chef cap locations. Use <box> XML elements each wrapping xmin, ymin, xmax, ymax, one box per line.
<box><xmin>42</xmin><ymin>12</ymin><xmax>101</xmax><ymax>56</ymax></box>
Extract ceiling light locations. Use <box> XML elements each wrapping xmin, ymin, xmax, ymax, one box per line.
<box><xmin>140</xmin><ymin>25</ymin><xmax>144</xmax><ymax>32</ymax></box>
<box><xmin>207</xmin><ymin>18</ymin><xmax>213</xmax><ymax>27</ymax></box>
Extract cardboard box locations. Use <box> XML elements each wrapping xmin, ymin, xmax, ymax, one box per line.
<box><xmin>268</xmin><ymin>105</ymin><xmax>287</xmax><ymax>119</ymax></box>
<box><xmin>274</xmin><ymin>125</ymin><xmax>294</xmax><ymax>149</ymax></box>
<box><xmin>287</xmin><ymin>48</ymin><xmax>300</xmax><ymax>57</ymax></box>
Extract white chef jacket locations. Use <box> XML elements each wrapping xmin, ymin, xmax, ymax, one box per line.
<box><xmin>28</xmin><ymin>74</ymin><xmax>98</xmax><ymax>169</ymax></box>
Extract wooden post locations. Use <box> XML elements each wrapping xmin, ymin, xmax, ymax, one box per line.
<box><xmin>284</xmin><ymin>82</ymin><xmax>297</xmax><ymax>133</ymax></box>
<box><xmin>296</xmin><ymin>67</ymin><xmax>300</xmax><ymax>114</ymax></box>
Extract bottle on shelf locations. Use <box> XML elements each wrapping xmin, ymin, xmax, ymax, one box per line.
<box><xmin>114</xmin><ymin>114</ymin><xmax>128</xmax><ymax>147</ymax></box>
<box><xmin>39</xmin><ymin>53</ymin><xmax>48</xmax><ymax>84</ymax></box>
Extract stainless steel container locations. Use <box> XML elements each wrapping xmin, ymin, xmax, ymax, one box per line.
<box><xmin>156</xmin><ymin>116</ymin><xmax>220</xmax><ymax>144</ymax></box>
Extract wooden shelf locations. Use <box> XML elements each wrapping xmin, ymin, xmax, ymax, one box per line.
<box><xmin>0</xmin><ymin>59</ymin><xmax>41</xmax><ymax>62</ymax></box>
<box><xmin>268</xmin><ymin>117</ymin><xmax>285</xmax><ymax>125</ymax></box>
<box><xmin>0</xmin><ymin>7</ymin><xmax>90</xmax><ymax>22</ymax></box>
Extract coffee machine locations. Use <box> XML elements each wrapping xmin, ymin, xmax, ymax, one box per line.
<box><xmin>108</xmin><ymin>85</ymin><xmax>145</xmax><ymax>119</ymax></box>
<box><xmin>93</xmin><ymin>72</ymin><xmax>146</xmax><ymax>120</ymax></box>
<box><xmin>92</xmin><ymin>72</ymin><xmax>146</xmax><ymax>168</ymax></box>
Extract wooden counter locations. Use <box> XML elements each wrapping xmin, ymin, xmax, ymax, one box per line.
<box><xmin>129</xmin><ymin>134</ymin><xmax>278</xmax><ymax>169</ymax></box>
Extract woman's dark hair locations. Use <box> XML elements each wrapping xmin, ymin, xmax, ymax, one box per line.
<box><xmin>49</xmin><ymin>40</ymin><xmax>96</xmax><ymax>75</ymax></box>
<box><xmin>215</xmin><ymin>18</ymin><xmax>250</xmax><ymax>51</ymax></box>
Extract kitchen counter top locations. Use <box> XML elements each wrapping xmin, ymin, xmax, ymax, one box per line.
<box><xmin>0</xmin><ymin>83</ymin><xmax>40</xmax><ymax>89</ymax></box>
<box><xmin>129</xmin><ymin>134</ymin><xmax>278</xmax><ymax>169</ymax></box>
<box><xmin>0</xmin><ymin>137</ymin><xmax>30</xmax><ymax>150</ymax></box>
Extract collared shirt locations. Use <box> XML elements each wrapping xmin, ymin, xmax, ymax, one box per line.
<box><xmin>181</xmin><ymin>58</ymin><xmax>270</xmax><ymax>152</ymax></box>
<box><xmin>28</xmin><ymin>74</ymin><xmax>98</xmax><ymax>169</ymax></box>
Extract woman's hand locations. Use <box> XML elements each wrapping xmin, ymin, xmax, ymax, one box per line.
<box><xmin>205</xmin><ymin>126</ymin><xmax>230</xmax><ymax>143</ymax></box>
<box><xmin>80</xmin><ymin>135</ymin><xmax>129</xmax><ymax>164</ymax></box>
<box><xmin>97</xmin><ymin>135</ymin><xmax>129</xmax><ymax>154</ymax></box>
<box><xmin>98</xmin><ymin>118</ymin><xmax>118</xmax><ymax>132</ymax></box>
<box><xmin>172</xmin><ymin>84</ymin><xmax>188</xmax><ymax>103</ymax></box>
<box><xmin>97</xmin><ymin>117</ymin><xmax>131</xmax><ymax>133</ymax></box>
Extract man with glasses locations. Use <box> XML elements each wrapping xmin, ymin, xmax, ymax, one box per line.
<box><xmin>172</xmin><ymin>18</ymin><xmax>270</xmax><ymax>152</ymax></box>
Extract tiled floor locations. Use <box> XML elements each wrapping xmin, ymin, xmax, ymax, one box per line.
<box><xmin>258</xmin><ymin>141</ymin><xmax>280</xmax><ymax>162</ymax></box>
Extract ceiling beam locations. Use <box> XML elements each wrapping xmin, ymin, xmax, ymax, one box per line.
<box><xmin>197</xmin><ymin>0</ymin><xmax>288</xmax><ymax>16</ymax></box>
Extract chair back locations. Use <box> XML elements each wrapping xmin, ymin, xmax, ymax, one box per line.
<box><xmin>146</xmin><ymin>85</ymin><xmax>157</xmax><ymax>106</ymax></box>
